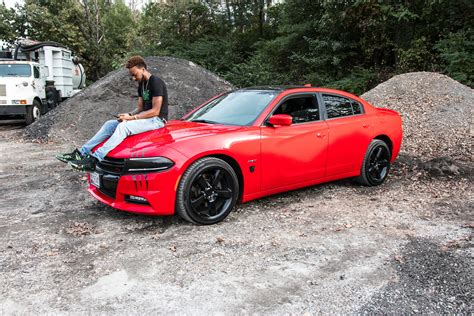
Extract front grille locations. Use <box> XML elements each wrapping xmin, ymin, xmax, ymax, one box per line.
<box><xmin>96</xmin><ymin>157</ymin><xmax>124</xmax><ymax>198</ymax></box>
<box><xmin>0</xmin><ymin>85</ymin><xmax>6</xmax><ymax>97</ymax></box>
<box><xmin>97</xmin><ymin>157</ymin><xmax>125</xmax><ymax>175</ymax></box>
<box><xmin>98</xmin><ymin>174</ymin><xmax>119</xmax><ymax>198</ymax></box>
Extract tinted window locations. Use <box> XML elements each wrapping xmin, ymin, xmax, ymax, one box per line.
<box><xmin>323</xmin><ymin>94</ymin><xmax>360</xmax><ymax>119</ymax></box>
<box><xmin>273</xmin><ymin>95</ymin><xmax>320</xmax><ymax>123</ymax></box>
<box><xmin>352</xmin><ymin>101</ymin><xmax>363</xmax><ymax>114</ymax></box>
<box><xmin>0</xmin><ymin>64</ymin><xmax>32</xmax><ymax>77</ymax></box>
<box><xmin>185</xmin><ymin>90</ymin><xmax>279</xmax><ymax>126</ymax></box>
<box><xmin>33</xmin><ymin>66</ymin><xmax>40</xmax><ymax>79</ymax></box>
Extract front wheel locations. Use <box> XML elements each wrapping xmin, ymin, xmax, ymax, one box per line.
<box><xmin>357</xmin><ymin>139</ymin><xmax>391</xmax><ymax>186</ymax></box>
<box><xmin>25</xmin><ymin>99</ymin><xmax>42</xmax><ymax>125</ymax></box>
<box><xmin>176</xmin><ymin>157</ymin><xmax>239</xmax><ymax>225</ymax></box>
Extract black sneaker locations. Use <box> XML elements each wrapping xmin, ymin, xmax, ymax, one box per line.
<box><xmin>56</xmin><ymin>149</ymin><xmax>83</xmax><ymax>163</ymax></box>
<box><xmin>69</xmin><ymin>155</ymin><xmax>98</xmax><ymax>172</ymax></box>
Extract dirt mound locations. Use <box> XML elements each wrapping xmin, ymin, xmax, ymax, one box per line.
<box><xmin>24</xmin><ymin>56</ymin><xmax>234</xmax><ymax>145</ymax></box>
<box><xmin>362</xmin><ymin>72</ymin><xmax>473</xmax><ymax>162</ymax></box>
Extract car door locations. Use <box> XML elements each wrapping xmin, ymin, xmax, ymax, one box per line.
<box><xmin>320</xmin><ymin>93</ymin><xmax>373</xmax><ymax>176</ymax></box>
<box><xmin>260</xmin><ymin>93</ymin><xmax>328</xmax><ymax>191</ymax></box>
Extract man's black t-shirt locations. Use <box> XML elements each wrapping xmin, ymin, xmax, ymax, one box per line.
<box><xmin>138</xmin><ymin>75</ymin><xmax>168</xmax><ymax>120</ymax></box>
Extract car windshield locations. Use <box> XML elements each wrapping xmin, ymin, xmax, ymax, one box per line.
<box><xmin>185</xmin><ymin>90</ymin><xmax>279</xmax><ymax>126</ymax></box>
<box><xmin>0</xmin><ymin>64</ymin><xmax>32</xmax><ymax>77</ymax></box>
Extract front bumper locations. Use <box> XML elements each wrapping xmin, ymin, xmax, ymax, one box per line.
<box><xmin>88</xmin><ymin>164</ymin><xmax>181</xmax><ymax>216</ymax></box>
<box><xmin>0</xmin><ymin>105</ymin><xmax>26</xmax><ymax>116</ymax></box>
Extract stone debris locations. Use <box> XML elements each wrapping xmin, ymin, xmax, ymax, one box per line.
<box><xmin>362</xmin><ymin>72</ymin><xmax>473</xmax><ymax>163</ymax></box>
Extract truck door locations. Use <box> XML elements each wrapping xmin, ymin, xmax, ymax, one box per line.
<box><xmin>33</xmin><ymin>65</ymin><xmax>45</xmax><ymax>99</ymax></box>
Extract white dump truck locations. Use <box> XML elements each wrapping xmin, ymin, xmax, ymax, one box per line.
<box><xmin>0</xmin><ymin>40</ymin><xmax>86</xmax><ymax>125</ymax></box>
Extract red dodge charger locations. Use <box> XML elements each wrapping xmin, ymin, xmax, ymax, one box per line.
<box><xmin>88</xmin><ymin>86</ymin><xmax>402</xmax><ymax>224</ymax></box>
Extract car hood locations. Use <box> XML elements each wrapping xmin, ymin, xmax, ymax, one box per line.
<box><xmin>107</xmin><ymin>120</ymin><xmax>244</xmax><ymax>157</ymax></box>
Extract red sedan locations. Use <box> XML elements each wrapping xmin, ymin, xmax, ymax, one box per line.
<box><xmin>88</xmin><ymin>86</ymin><xmax>402</xmax><ymax>224</ymax></box>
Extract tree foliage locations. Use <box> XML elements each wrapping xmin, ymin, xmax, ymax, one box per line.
<box><xmin>0</xmin><ymin>0</ymin><xmax>472</xmax><ymax>92</ymax></box>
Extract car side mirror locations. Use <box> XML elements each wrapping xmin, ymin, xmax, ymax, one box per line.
<box><xmin>268</xmin><ymin>114</ymin><xmax>292</xmax><ymax>127</ymax></box>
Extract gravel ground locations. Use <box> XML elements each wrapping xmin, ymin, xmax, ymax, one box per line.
<box><xmin>360</xmin><ymin>238</ymin><xmax>472</xmax><ymax>314</ymax></box>
<box><xmin>0</xmin><ymin>126</ymin><xmax>472</xmax><ymax>314</ymax></box>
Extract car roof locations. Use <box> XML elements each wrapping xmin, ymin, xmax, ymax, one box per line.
<box><xmin>237</xmin><ymin>85</ymin><xmax>368</xmax><ymax>105</ymax></box>
<box><xmin>239</xmin><ymin>86</ymin><xmax>314</xmax><ymax>92</ymax></box>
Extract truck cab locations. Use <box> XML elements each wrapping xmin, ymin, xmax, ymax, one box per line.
<box><xmin>0</xmin><ymin>60</ymin><xmax>47</xmax><ymax>124</ymax></box>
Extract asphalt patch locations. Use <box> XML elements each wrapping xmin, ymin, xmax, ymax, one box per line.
<box><xmin>359</xmin><ymin>237</ymin><xmax>473</xmax><ymax>314</ymax></box>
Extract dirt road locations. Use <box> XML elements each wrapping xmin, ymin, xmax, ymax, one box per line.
<box><xmin>0</xmin><ymin>125</ymin><xmax>472</xmax><ymax>314</ymax></box>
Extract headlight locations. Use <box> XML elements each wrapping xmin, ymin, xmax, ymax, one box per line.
<box><xmin>124</xmin><ymin>156</ymin><xmax>174</xmax><ymax>173</ymax></box>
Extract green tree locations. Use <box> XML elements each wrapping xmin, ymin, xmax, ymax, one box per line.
<box><xmin>0</xmin><ymin>4</ymin><xmax>16</xmax><ymax>43</ymax></box>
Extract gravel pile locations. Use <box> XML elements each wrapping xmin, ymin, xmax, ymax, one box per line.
<box><xmin>24</xmin><ymin>56</ymin><xmax>233</xmax><ymax>145</ymax></box>
<box><xmin>362</xmin><ymin>72</ymin><xmax>473</xmax><ymax>163</ymax></box>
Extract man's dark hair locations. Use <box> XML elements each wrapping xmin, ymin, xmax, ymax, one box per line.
<box><xmin>126</xmin><ymin>55</ymin><xmax>147</xmax><ymax>69</ymax></box>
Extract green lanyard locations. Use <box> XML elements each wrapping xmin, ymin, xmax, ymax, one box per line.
<box><xmin>142</xmin><ymin>78</ymin><xmax>150</xmax><ymax>102</ymax></box>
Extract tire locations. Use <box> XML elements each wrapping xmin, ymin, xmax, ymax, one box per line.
<box><xmin>357</xmin><ymin>139</ymin><xmax>391</xmax><ymax>186</ymax></box>
<box><xmin>25</xmin><ymin>99</ymin><xmax>42</xmax><ymax>125</ymax></box>
<box><xmin>46</xmin><ymin>89</ymin><xmax>58</xmax><ymax>109</ymax></box>
<box><xmin>176</xmin><ymin>157</ymin><xmax>239</xmax><ymax>225</ymax></box>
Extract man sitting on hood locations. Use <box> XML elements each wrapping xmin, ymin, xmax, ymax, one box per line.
<box><xmin>56</xmin><ymin>55</ymin><xmax>168</xmax><ymax>171</ymax></box>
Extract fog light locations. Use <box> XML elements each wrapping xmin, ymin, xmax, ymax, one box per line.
<box><xmin>129</xmin><ymin>195</ymin><xmax>146</xmax><ymax>202</ymax></box>
<box><xmin>126</xmin><ymin>195</ymin><xmax>149</xmax><ymax>205</ymax></box>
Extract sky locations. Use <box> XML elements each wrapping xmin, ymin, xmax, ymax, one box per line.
<box><xmin>3</xmin><ymin>0</ymin><xmax>23</xmax><ymax>8</ymax></box>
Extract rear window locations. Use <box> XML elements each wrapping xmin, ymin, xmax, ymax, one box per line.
<box><xmin>0</xmin><ymin>64</ymin><xmax>32</xmax><ymax>77</ymax></box>
<box><xmin>323</xmin><ymin>94</ymin><xmax>364</xmax><ymax>119</ymax></box>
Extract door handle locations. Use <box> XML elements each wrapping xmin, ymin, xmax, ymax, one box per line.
<box><xmin>362</xmin><ymin>124</ymin><xmax>370</xmax><ymax>128</ymax></box>
<box><xmin>316</xmin><ymin>133</ymin><xmax>326</xmax><ymax>138</ymax></box>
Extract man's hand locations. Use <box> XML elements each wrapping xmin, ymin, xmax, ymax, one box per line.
<box><xmin>117</xmin><ymin>113</ymin><xmax>135</xmax><ymax>122</ymax></box>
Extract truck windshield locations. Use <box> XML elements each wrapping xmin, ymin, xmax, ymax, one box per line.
<box><xmin>0</xmin><ymin>64</ymin><xmax>32</xmax><ymax>77</ymax></box>
<box><xmin>185</xmin><ymin>90</ymin><xmax>279</xmax><ymax>126</ymax></box>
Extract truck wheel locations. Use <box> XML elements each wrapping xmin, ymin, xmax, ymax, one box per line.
<box><xmin>25</xmin><ymin>99</ymin><xmax>42</xmax><ymax>125</ymax></box>
<box><xmin>46</xmin><ymin>89</ymin><xmax>58</xmax><ymax>109</ymax></box>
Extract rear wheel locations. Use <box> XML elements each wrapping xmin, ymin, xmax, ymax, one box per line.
<box><xmin>46</xmin><ymin>89</ymin><xmax>58</xmax><ymax>109</ymax></box>
<box><xmin>176</xmin><ymin>157</ymin><xmax>239</xmax><ymax>225</ymax></box>
<box><xmin>357</xmin><ymin>139</ymin><xmax>391</xmax><ymax>186</ymax></box>
<box><xmin>25</xmin><ymin>99</ymin><xmax>42</xmax><ymax>125</ymax></box>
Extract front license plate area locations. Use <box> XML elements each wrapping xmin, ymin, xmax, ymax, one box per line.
<box><xmin>90</xmin><ymin>172</ymin><xmax>101</xmax><ymax>188</ymax></box>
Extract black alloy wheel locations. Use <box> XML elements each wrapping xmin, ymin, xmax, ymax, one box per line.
<box><xmin>357</xmin><ymin>139</ymin><xmax>391</xmax><ymax>186</ymax></box>
<box><xmin>176</xmin><ymin>157</ymin><xmax>239</xmax><ymax>225</ymax></box>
